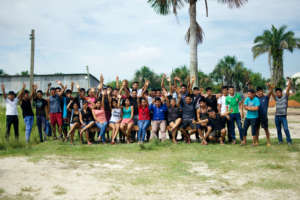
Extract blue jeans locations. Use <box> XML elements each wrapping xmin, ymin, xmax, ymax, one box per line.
<box><xmin>24</xmin><ymin>116</ymin><xmax>34</xmax><ymax>142</ymax></box>
<box><xmin>95</xmin><ymin>122</ymin><xmax>108</xmax><ymax>142</ymax></box>
<box><xmin>137</xmin><ymin>120</ymin><xmax>150</xmax><ymax>142</ymax></box>
<box><xmin>36</xmin><ymin>115</ymin><xmax>46</xmax><ymax>142</ymax></box>
<box><xmin>229</xmin><ymin>113</ymin><xmax>243</xmax><ymax>141</ymax></box>
<box><xmin>275</xmin><ymin>115</ymin><xmax>292</xmax><ymax>143</ymax></box>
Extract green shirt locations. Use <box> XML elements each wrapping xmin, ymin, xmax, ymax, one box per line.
<box><xmin>225</xmin><ymin>93</ymin><xmax>242</xmax><ymax>114</ymax></box>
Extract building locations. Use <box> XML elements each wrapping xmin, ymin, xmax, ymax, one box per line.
<box><xmin>0</xmin><ymin>73</ymin><xmax>99</xmax><ymax>94</ymax></box>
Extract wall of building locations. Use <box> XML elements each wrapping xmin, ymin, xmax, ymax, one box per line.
<box><xmin>0</xmin><ymin>74</ymin><xmax>99</xmax><ymax>94</ymax></box>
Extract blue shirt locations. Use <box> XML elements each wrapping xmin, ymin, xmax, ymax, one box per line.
<box><xmin>258</xmin><ymin>95</ymin><xmax>269</xmax><ymax>117</ymax></box>
<box><xmin>149</xmin><ymin>103</ymin><xmax>167</xmax><ymax>120</ymax></box>
<box><xmin>244</xmin><ymin>97</ymin><xmax>260</xmax><ymax>119</ymax></box>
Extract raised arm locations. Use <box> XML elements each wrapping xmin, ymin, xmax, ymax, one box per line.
<box><xmin>70</xmin><ymin>81</ymin><xmax>74</xmax><ymax>92</ymax></box>
<box><xmin>46</xmin><ymin>82</ymin><xmax>51</xmax><ymax>97</ymax></box>
<box><xmin>116</xmin><ymin>76</ymin><xmax>120</xmax><ymax>90</ymax></box>
<box><xmin>189</xmin><ymin>76</ymin><xmax>195</xmax><ymax>94</ymax></box>
<box><xmin>29</xmin><ymin>84</ymin><xmax>37</xmax><ymax>101</ymax></box>
<box><xmin>266</xmin><ymin>82</ymin><xmax>274</xmax><ymax>98</ymax></box>
<box><xmin>17</xmin><ymin>83</ymin><xmax>26</xmax><ymax>101</ymax></box>
<box><xmin>1</xmin><ymin>84</ymin><xmax>6</xmax><ymax>99</ymax></box>
<box><xmin>67</xmin><ymin>99</ymin><xmax>73</xmax><ymax>111</ymax></box>
<box><xmin>56</xmin><ymin>81</ymin><xmax>65</xmax><ymax>96</ymax></box>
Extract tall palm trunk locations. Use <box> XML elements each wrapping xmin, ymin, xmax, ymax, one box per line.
<box><xmin>189</xmin><ymin>0</ymin><xmax>198</xmax><ymax>87</ymax></box>
<box><xmin>272</xmin><ymin>51</ymin><xmax>284</xmax><ymax>87</ymax></box>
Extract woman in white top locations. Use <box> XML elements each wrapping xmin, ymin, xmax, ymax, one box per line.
<box><xmin>109</xmin><ymin>95</ymin><xmax>122</xmax><ymax>144</ymax></box>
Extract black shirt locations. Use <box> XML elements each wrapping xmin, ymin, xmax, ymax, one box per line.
<box><xmin>206</xmin><ymin>95</ymin><xmax>218</xmax><ymax>113</ymax></box>
<box><xmin>167</xmin><ymin>106</ymin><xmax>182</xmax><ymax>122</ymax></box>
<box><xmin>129</xmin><ymin>96</ymin><xmax>138</xmax><ymax>116</ymax></box>
<box><xmin>34</xmin><ymin>98</ymin><xmax>48</xmax><ymax>116</ymax></box>
<box><xmin>21</xmin><ymin>99</ymin><xmax>34</xmax><ymax>118</ymax></box>
<box><xmin>180</xmin><ymin>100</ymin><xmax>195</xmax><ymax>120</ymax></box>
<box><xmin>81</xmin><ymin>107</ymin><xmax>94</xmax><ymax>122</ymax></box>
<box><xmin>208</xmin><ymin>114</ymin><xmax>226</xmax><ymax>131</ymax></box>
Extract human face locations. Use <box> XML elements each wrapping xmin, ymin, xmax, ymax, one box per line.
<box><xmin>208</xmin><ymin>111</ymin><xmax>216</xmax><ymax>118</ymax></box>
<box><xmin>131</xmin><ymin>91</ymin><xmax>137</xmax><ymax>98</ymax></box>
<box><xmin>112</xmin><ymin>89</ymin><xmax>118</xmax><ymax>97</ymax></box>
<box><xmin>170</xmin><ymin>99</ymin><xmax>176</xmax><ymax>107</ymax></box>
<box><xmin>50</xmin><ymin>89</ymin><xmax>56</xmax><ymax>96</ymax></box>
<box><xmin>79</xmin><ymin>90</ymin><xmax>85</xmax><ymax>98</ymax></box>
<box><xmin>256</xmin><ymin>90</ymin><xmax>263</xmax><ymax>98</ymax></box>
<box><xmin>222</xmin><ymin>88</ymin><xmax>228</xmax><ymax>96</ymax></box>
<box><xmin>112</xmin><ymin>100</ymin><xmax>117</xmax><ymax>108</ymax></box>
<box><xmin>95</xmin><ymin>101</ymin><xmax>101</xmax><ymax>109</ymax></box>
<box><xmin>193</xmin><ymin>89</ymin><xmax>200</xmax><ymax>96</ymax></box>
<box><xmin>125</xmin><ymin>99</ymin><xmax>130</xmax><ymax>106</ymax></box>
<box><xmin>155</xmin><ymin>100</ymin><xmax>161</xmax><ymax>107</ymax></box>
<box><xmin>132</xmin><ymin>83</ymin><xmax>139</xmax><ymax>90</ymax></box>
<box><xmin>89</xmin><ymin>88</ymin><xmax>95</xmax><ymax>97</ymax></box>
<box><xmin>229</xmin><ymin>88</ymin><xmax>235</xmax><ymax>96</ymax></box>
<box><xmin>247</xmin><ymin>92</ymin><xmax>255</xmax><ymax>99</ymax></box>
<box><xmin>150</xmin><ymin>91</ymin><xmax>155</xmax><ymax>97</ymax></box>
<box><xmin>7</xmin><ymin>94</ymin><xmax>15</xmax><ymax>101</ymax></box>
<box><xmin>156</xmin><ymin>90</ymin><xmax>161</xmax><ymax>97</ymax></box>
<box><xmin>23</xmin><ymin>92</ymin><xmax>30</xmax><ymax>100</ymax></box>
<box><xmin>200</xmin><ymin>101</ymin><xmax>206</xmax><ymax>108</ymax></box>
<box><xmin>141</xmin><ymin>99</ymin><xmax>147</xmax><ymax>107</ymax></box>
<box><xmin>66</xmin><ymin>92</ymin><xmax>72</xmax><ymax>98</ymax></box>
<box><xmin>206</xmin><ymin>89</ymin><xmax>212</xmax><ymax>96</ymax></box>
<box><xmin>185</xmin><ymin>96</ymin><xmax>192</xmax><ymax>104</ymax></box>
<box><xmin>37</xmin><ymin>92</ymin><xmax>43</xmax><ymax>99</ymax></box>
<box><xmin>276</xmin><ymin>90</ymin><xmax>283</xmax><ymax>98</ymax></box>
<box><xmin>181</xmin><ymin>86</ymin><xmax>187</xmax><ymax>94</ymax></box>
<box><xmin>73</xmin><ymin>103</ymin><xmax>79</xmax><ymax>110</ymax></box>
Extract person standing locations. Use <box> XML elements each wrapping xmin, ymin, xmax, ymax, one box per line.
<box><xmin>34</xmin><ymin>89</ymin><xmax>49</xmax><ymax>142</ymax></box>
<box><xmin>48</xmin><ymin>81</ymin><xmax>65</xmax><ymax>140</ymax></box>
<box><xmin>271</xmin><ymin>79</ymin><xmax>293</xmax><ymax>145</ymax></box>
<box><xmin>20</xmin><ymin>87</ymin><xmax>35</xmax><ymax>143</ymax></box>
<box><xmin>1</xmin><ymin>83</ymin><xmax>25</xmax><ymax>141</ymax></box>
<box><xmin>218</xmin><ymin>86</ymin><xmax>231</xmax><ymax>142</ymax></box>
<box><xmin>226</xmin><ymin>86</ymin><xmax>244</xmax><ymax>144</ymax></box>
<box><xmin>256</xmin><ymin>84</ymin><xmax>273</xmax><ymax>146</ymax></box>
<box><xmin>137</xmin><ymin>98</ymin><xmax>151</xmax><ymax>144</ymax></box>
<box><xmin>242</xmin><ymin>89</ymin><xmax>260</xmax><ymax>146</ymax></box>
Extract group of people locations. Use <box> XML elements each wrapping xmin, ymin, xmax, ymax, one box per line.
<box><xmin>1</xmin><ymin>74</ymin><xmax>293</xmax><ymax>146</ymax></box>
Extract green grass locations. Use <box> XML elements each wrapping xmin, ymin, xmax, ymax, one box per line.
<box><xmin>53</xmin><ymin>185</ymin><xmax>67</xmax><ymax>196</ymax></box>
<box><xmin>1</xmin><ymin>106</ymin><xmax>300</xmax><ymax>196</ymax></box>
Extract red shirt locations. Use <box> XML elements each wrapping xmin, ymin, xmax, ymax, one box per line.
<box><xmin>138</xmin><ymin>105</ymin><xmax>150</xmax><ymax>120</ymax></box>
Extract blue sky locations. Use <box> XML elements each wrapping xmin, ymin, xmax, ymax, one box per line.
<box><xmin>0</xmin><ymin>0</ymin><xmax>300</xmax><ymax>82</ymax></box>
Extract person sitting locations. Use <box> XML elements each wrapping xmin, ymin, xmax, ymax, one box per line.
<box><xmin>205</xmin><ymin>109</ymin><xmax>229</xmax><ymax>145</ymax></box>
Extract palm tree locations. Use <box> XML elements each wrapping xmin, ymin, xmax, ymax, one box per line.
<box><xmin>148</xmin><ymin>0</ymin><xmax>247</xmax><ymax>87</ymax></box>
<box><xmin>252</xmin><ymin>25</ymin><xmax>300</xmax><ymax>87</ymax></box>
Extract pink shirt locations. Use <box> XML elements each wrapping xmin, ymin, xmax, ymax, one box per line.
<box><xmin>93</xmin><ymin>109</ymin><xmax>107</xmax><ymax>123</ymax></box>
<box><xmin>86</xmin><ymin>97</ymin><xmax>96</xmax><ymax>108</ymax></box>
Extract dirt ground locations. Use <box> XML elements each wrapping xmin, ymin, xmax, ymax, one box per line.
<box><xmin>0</xmin><ymin>109</ymin><xmax>300</xmax><ymax>200</ymax></box>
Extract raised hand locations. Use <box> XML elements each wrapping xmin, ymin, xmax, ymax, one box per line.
<box><xmin>48</xmin><ymin>82</ymin><xmax>51</xmax><ymax>88</ymax></box>
<box><xmin>76</xmin><ymin>84</ymin><xmax>80</xmax><ymax>89</ymax></box>
<box><xmin>1</xmin><ymin>83</ymin><xmax>5</xmax><ymax>90</ymax></box>
<box><xmin>166</xmin><ymin>77</ymin><xmax>171</xmax><ymax>82</ymax></box>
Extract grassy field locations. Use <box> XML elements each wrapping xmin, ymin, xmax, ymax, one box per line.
<box><xmin>0</xmin><ymin>107</ymin><xmax>300</xmax><ymax>200</ymax></box>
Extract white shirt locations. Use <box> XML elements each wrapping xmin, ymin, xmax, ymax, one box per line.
<box><xmin>5</xmin><ymin>98</ymin><xmax>19</xmax><ymax>116</ymax></box>
<box><xmin>130</xmin><ymin>88</ymin><xmax>143</xmax><ymax>96</ymax></box>
<box><xmin>217</xmin><ymin>95</ymin><xmax>227</xmax><ymax>114</ymax></box>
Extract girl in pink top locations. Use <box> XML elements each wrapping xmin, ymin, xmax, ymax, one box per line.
<box><xmin>92</xmin><ymin>94</ymin><xmax>108</xmax><ymax>143</ymax></box>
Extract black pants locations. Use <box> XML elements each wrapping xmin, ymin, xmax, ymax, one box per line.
<box><xmin>6</xmin><ymin>115</ymin><xmax>19</xmax><ymax>140</ymax></box>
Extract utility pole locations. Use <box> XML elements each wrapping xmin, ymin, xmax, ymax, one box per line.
<box><xmin>29</xmin><ymin>29</ymin><xmax>35</xmax><ymax>92</ymax></box>
<box><xmin>86</xmin><ymin>65</ymin><xmax>90</xmax><ymax>88</ymax></box>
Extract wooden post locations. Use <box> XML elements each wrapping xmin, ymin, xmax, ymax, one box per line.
<box><xmin>29</xmin><ymin>29</ymin><xmax>35</xmax><ymax>91</ymax></box>
<box><xmin>86</xmin><ymin>65</ymin><xmax>90</xmax><ymax>88</ymax></box>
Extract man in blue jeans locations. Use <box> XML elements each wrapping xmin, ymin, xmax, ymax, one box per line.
<box><xmin>242</xmin><ymin>89</ymin><xmax>260</xmax><ymax>146</ymax></box>
<box><xmin>226</xmin><ymin>86</ymin><xmax>244</xmax><ymax>144</ymax></box>
<box><xmin>271</xmin><ymin>79</ymin><xmax>292</xmax><ymax>145</ymax></box>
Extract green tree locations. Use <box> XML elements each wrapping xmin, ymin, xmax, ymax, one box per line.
<box><xmin>148</xmin><ymin>0</ymin><xmax>247</xmax><ymax>87</ymax></box>
<box><xmin>20</xmin><ymin>70</ymin><xmax>29</xmax><ymax>76</ymax></box>
<box><xmin>252</xmin><ymin>25</ymin><xmax>300</xmax><ymax>87</ymax></box>
<box><xmin>171</xmin><ymin>65</ymin><xmax>190</xmax><ymax>81</ymax></box>
<box><xmin>132</xmin><ymin>66</ymin><xmax>161</xmax><ymax>89</ymax></box>
<box><xmin>0</xmin><ymin>69</ymin><xmax>8</xmax><ymax>76</ymax></box>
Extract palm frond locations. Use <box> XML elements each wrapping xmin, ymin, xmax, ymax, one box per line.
<box><xmin>185</xmin><ymin>21</ymin><xmax>204</xmax><ymax>44</ymax></box>
<box><xmin>147</xmin><ymin>0</ymin><xmax>184</xmax><ymax>15</ymax></box>
<box><xmin>204</xmin><ymin>0</ymin><xmax>208</xmax><ymax>17</ymax></box>
<box><xmin>252</xmin><ymin>44</ymin><xmax>269</xmax><ymax>59</ymax></box>
<box><xmin>217</xmin><ymin>0</ymin><xmax>248</xmax><ymax>8</ymax></box>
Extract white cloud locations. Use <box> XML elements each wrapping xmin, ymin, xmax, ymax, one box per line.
<box><xmin>0</xmin><ymin>0</ymin><xmax>299</xmax><ymax>82</ymax></box>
